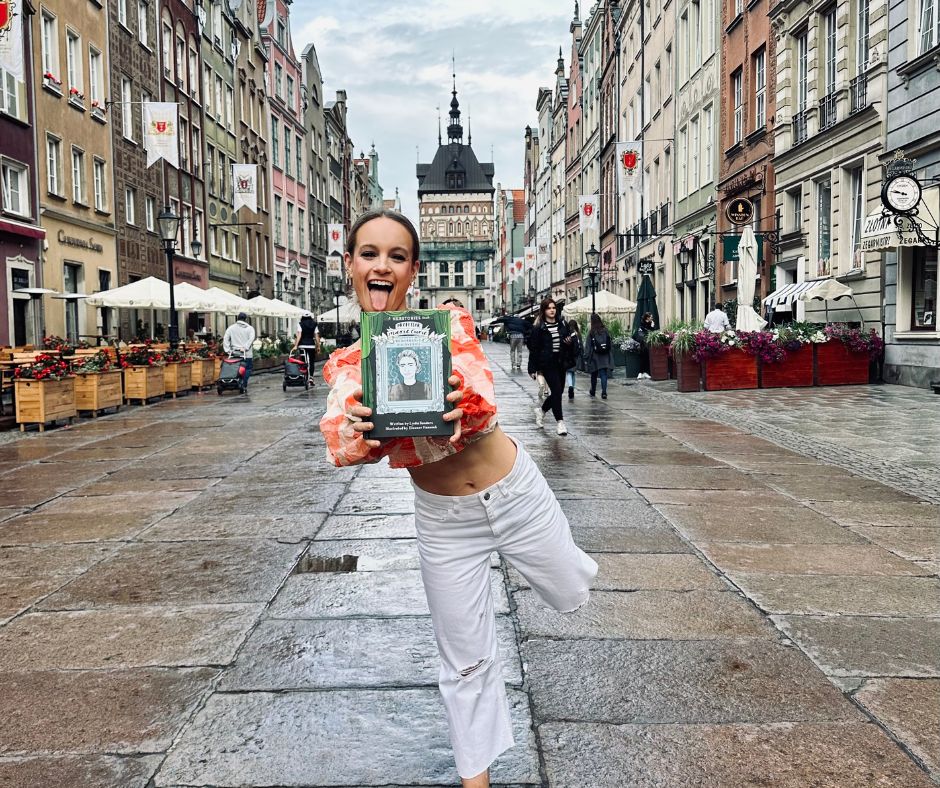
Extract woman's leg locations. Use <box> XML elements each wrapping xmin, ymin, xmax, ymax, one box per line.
<box><xmin>413</xmin><ymin>492</ymin><xmax>514</xmax><ymax>781</ymax></box>
<box><xmin>545</xmin><ymin>365</ymin><xmax>565</xmax><ymax>421</ymax></box>
<box><xmin>589</xmin><ymin>370</ymin><xmax>598</xmax><ymax>396</ymax></box>
<box><xmin>600</xmin><ymin>368</ymin><xmax>608</xmax><ymax>395</ymax></box>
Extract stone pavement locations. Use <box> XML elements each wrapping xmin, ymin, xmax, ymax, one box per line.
<box><xmin>0</xmin><ymin>345</ymin><xmax>936</xmax><ymax>787</ymax></box>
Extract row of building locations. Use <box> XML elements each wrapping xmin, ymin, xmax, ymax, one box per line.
<box><xmin>1</xmin><ymin>0</ymin><xmax>393</xmax><ymax>346</ymax></box>
<box><xmin>511</xmin><ymin>0</ymin><xmax>938</xmax><ymax>388</ymax></box>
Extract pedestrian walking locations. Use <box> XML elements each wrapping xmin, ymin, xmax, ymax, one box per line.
<box><xmin>584</xmin><ymin>313</ymin><xmax>614</xmax><ymax>399</ymax></box>
<box><xmin>492</xmin><ymin>314</ymin><xmax>530</xmax><ymax>371</ymax></box>
<box><xmin>319</xmin><ymin>209</ymin><xmax>596</xmax><ymax>788</ymax></box>
<box><xmin>632</xmin><ymin>311</ymin><xmax>655</xmax><ymax>380</ymax></box>
<box><xmin>291</xmin><ymin>312</ymin><xmax>321</xmax><ymax>384</ymax></box>
<box><xmin>527</xmin><ymin>298</ymin><xmax>572</xmax><ymax>435</ymax></box>
<box><xmin>565</xmin><ymin>319</ymin><xmax>583</xmax><ymax>399</ymax></box>
<box><xmin>222</xmin><ymin>312</ymin><xmax>256</xmax><ymax>394</ymax></box>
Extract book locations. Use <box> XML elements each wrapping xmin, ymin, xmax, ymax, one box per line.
<box><xmin>359</xmin><ymin>309</ymin><xmax>454</xmax><ymax>439</ymax></box>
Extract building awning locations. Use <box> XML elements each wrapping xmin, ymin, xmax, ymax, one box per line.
<box><xmin>763</xmin><ymin>279</ymin><xmax>854</xmax><ymax>311</ymax></box>
<box><xmin>0</xmin><ymin>218</ymin><xmax>46</xmax><ymax>239</ymax></box>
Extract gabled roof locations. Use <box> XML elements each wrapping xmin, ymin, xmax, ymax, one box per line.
<box><xmin>416</xmin><ymin>142</ymin><xmax>495</xmax><ymax>196</ymax></box>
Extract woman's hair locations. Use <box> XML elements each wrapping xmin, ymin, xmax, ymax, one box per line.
<box><xmin>567</xmin><ymin>319</ymin><xmax>580</xmax><ymax>334</ymax></box>
<box><xmin>535</xmin><ymin>298</ymin><xmax>556</xmax><ymax>326</ymax></box>
<box><xmin>590</xmin><ymin>313</ymin><xmax>605</xmax><ymax>333</ymax></box>
<box><xmin>346</xmin><ymin>209</ymin><xmax>420</xmax><ymax>261</ymax></box>
<box><xmin>396</xmin><ymin>348</ymin><xmax>422</xmax><ymax>373</ymax></box>
<box><xmin>642</xmin><ymin>312</ymin><xmax>653</xmax><ymax>322</ymax></box>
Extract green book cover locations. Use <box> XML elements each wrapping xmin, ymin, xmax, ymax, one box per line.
<box><xmin>360</xmin><ymin>309</ymin><xmax>454</xmax><ymax>439</ymax></box>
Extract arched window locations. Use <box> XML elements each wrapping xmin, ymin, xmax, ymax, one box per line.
<box><xmin>464</xmin><ymin>205</ymin><xmax>469</xmax><ymax>213</ymax></box>
<box><xmin>449</xmin><ymin>221</ymin><xmax>454</xmax><ymax>235</ymax></box>
<box><xmin>464</xmin><ymin>220</ymin><xmax>470</xmax><ymax>235</ymax></box>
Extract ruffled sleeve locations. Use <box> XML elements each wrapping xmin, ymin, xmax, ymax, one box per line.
<box><xmin>319</xmin><ymin>346</ymin><xmax>385</xmax><ymax>467</ymax></box>
<box><xmin>445</xmin><ymin>306</ymin><xmax>498</xmax><ymax>442</ymax></box>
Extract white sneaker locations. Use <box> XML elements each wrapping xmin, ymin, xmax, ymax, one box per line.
<box><xmin>637</xmin><ymin>373</ymin><xmax>644</xmax><ymax>379</ymax></box>
<box><xmin>556</xmin><ymin>420</ymin><xmax>568</xmax><ymax>435</ymax></box>
<box><xmin>535</xmin><ymin>407</ymin><xmax>544</xmax><ymax>428</ymax></box>
<box><xmin>644</xmin><ymin>373</ymin><xmax>652</xmax><ymax>379</ymax></box>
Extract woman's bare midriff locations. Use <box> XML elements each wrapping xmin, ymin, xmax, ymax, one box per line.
<box><xmin>407</xmin><ymin>426</ymin><xmax>517</xmax><ymax>496</ymax></box>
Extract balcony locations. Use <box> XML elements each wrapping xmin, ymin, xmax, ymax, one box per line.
<box><xmin>849</xmin><ymin>74</ymin><xmax>868</xmax><ymax>114</ymax></box>
<box><xmin>819</xmin><ymin>92</ymin><xmax>837</xmax><ymax>131</ymax></box>
<box><xmin>791</xmin><ymin>110</ymin><xmax>808</xmax><ymax>145</ymax></box>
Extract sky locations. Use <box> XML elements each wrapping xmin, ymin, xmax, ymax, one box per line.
<box><xmin>292</xmin><ymin>1</ymin><xmax>575</xmax><ymax>221</ymax></box>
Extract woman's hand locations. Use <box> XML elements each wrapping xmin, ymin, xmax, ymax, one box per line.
<box><xmin>347</xmin><ymin>387</ymin><xmax>381</xmax><ymax>448</ymax></box>
<box><xmin>443</xmin><ymin>374</ymin><xmax>465</xmax><ymax>444</ymax></box>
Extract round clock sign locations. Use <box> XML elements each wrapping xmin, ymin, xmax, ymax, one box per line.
<box><xmin>881</xmin><ymin>174</ymin><xmax>922</xmax><ymax>214</ymax></box>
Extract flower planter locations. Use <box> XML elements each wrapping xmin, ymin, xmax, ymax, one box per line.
<box><xmin>674</xmin><ymin>355</ymin><xmax>702</xmax><ymax>392</ymax></box>
<box><xmin>123</xmin><ymin>365</ymin><xmax>165</xmax><ymax>404</ymax></box>
<box><xmin>213</xmin><ymin>357</ymin><xmax>223</xmax><ymax>379</ymax></box>
<box><xmin>74</xmin><ymin>370</ymin><xmax>123</xmax><ymax>416</ymax></box>
<box><xmin>191</xmin><ymin>358</ymin><xmax>217</xmax><ymax>390</ymax></box>
<box><xmin>703</xmin><ymin>348</ymin><xmax>758</xmax><ymax>391</ymax></box>
<box><xmin>163</xmin><ymin>362</ymin><xmax>192</xmax><ymax>398</ymax></box>
<box><xmin>649</xmin><ymin>345</ymin><xmax>670</xmax><ymax>380</ymax></box>
<box><xmin>15</xmin><ymin>377</ymin><xmax>76</xmax><ymax>432</ymax></box>
<box><xmin>815</xmin><ymin>341</ymin><xmax>870</xmax><ymax>386</ymax></box>
<box><xmin>760</xmin><ymin>345</ymin><xmax>814</xmax><ymax>388</ymax></box>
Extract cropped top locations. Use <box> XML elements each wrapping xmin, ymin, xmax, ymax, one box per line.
<box><xmin>320</xmin><ymin>306</ymin><xmax>499</xmax><ymax>468</ymax></box>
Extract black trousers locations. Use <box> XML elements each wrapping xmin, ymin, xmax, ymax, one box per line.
<box><xmin>540</xmin><ymin>362</ymin><xmax>565</xmax><ymax>421</ymax></box>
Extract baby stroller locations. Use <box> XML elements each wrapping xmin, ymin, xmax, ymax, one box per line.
<box><xmin>283</xmin><ymin>352</ymin><xmax>309</xmax><ymax>391</ymax></box>
<box><xmin>217</xmin><ymin>352</ymin><xmax>247</xmax><ymax>395</ymax></box>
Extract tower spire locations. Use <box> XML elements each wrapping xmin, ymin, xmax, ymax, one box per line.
<box><xmin>467</xmin><ymin>102</ymin><xmax>471</xmax><ymax>145</ymax></box>
<box><xmin>437</xmin><ymin>104</ymin><xmax>441</xmax><ymax>145</ymax></box>
<box><xmin>447</xmin><ymin>57</ymin><xmax>463</xmax><ymax>144</ymax></box>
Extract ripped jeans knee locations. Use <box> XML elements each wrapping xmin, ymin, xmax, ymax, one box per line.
<box><xmin>455</xmin><ymin>655</ymin><xmax>493</xmax><ymax>681</ymax></box>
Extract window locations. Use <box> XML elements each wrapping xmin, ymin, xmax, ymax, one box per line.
<box><xmin>910</xmin><ymin>247</ymin><xmax>937</xmax><ymax>329</ymax></box>
<box><xmin>439</xmin><ymin>261</ymin><xmax>449</xmax><ymax>288</ymax></box>
<box><xmin>162</xmin><ymin>24</ymin><xmax>171</xmax><ymax>76</ymax></box>
<box><xmin>93</xmin><ymin>158</ymin><xmax>105</xmax><ymax>210</ymax></box>
<box><xmin>179</xmin><ymin>117</ymin><xmax>188</xmax><ymax>169</ymax></box>
<box><xmin>454</xmin><ymin>261</ymin><xmax>464</xmax><ymax>288</ymax></box>
<box><xmin>287</xmin><ymin>203</ymin><xmax>295</xmax><ymax>249</ymax></box>
<box><xmin>848</xmin><ymin>166</ymin><xmax>864</xmax><ymax>270</ymax></box>
<box><xmin>206</xmin><ymin>144</ymin><xmax>215</xmax><ymax>192</ymax></box>
<box><xmin>46</xmin><ymin>136</ymin><xmax>62</xmax><ymax>195</ymax></box>
<box><xmin>920</xmin><ymin>0</ymin><xmax>939</xmax><ymax>53</ymax></box>
<box><xmin>217</xmin><ymin>154</ymin><xmax>226</xmax><ymax>197</ymax></box>
<box><xmin>191</xmin><ymin>125</ymin><xmax>201</xmax><ymax>171</ymax></box>
<box><xmin>691</xmin><ymin>0</ymin><xmax>701</xmax><ymax>68</ymax></box>
<box><xmin>66</xmin><ymin>31</ymin><xmax>82</xmax><ymax>96</ymax></box>
<box><xmin>140</xmin><ymin>89</ymin><xmax>150</xmax><ymax>140</ymax></box>
<box><xmin>189</xmin><ymin>49</ymin><xmax>199</xmax><ymax>101</ymax></box>
<box><xmin>284</xmin><ymin>133</ymin><xmax>291</xmax><ymax>176</ymax></box>
<box><xmin>789</xmin><ymin>188</ymin><xmax>803</xmax><ymax>232</ymax></box>
<box><xmin>274</xmin><ymin>195</ymin><xmax>282</xmax><ymax>245</ymax></box>
<box><xmin>146</xmin><ymin>195</ymin><xmax>155</xmax><ymax>230</ymax></box>
<box><xmin>732</xmin><ymin>69</ymin><xmax>743</xmax><ymax>143</ymax></box>
<box><xmin>476</xmin><ymin>260</ymin><xmax>486</xmax><ymax>287</ymax></box>
<box><xmin>118</xmin><ymin>0</ymin><xmax>128</xmax><ymax>27</ymax></box>
<box><xmin>275</xmin><ymin>63</ymin><xmax>283</xmax><ymax>98</ymax></box>
<box><xmin>857</xmin><ymin>0</ymin><xmax>870</xmax><ymax>72</ymax></box>
<box><xmin>63</xmin><ymin>263</ymin><xmax>81</xmax><ymax>341</ymax></box>
<box><xmin>296</xmin><ymin>135</ymin><xmax>303</xmax><ymax>180</ymax></box>
<box><xmin>824</xmin><ymin>8</ymin><xmax>837</xmax><ymax>95</ymax></box>
<box><xmin>1</xmin><ymin>66</ymin><xmax>20</xmax><ymax>118</ymax></box>
<box><xmin>701</xmin><ymin>105</ymin><xmax>713</xmax><ymax>184</ymax></box>
<box><xmin>702</xmin><ymin>0</ymin><xmax>715</xmax><ymax>56</ymax></box>
<box><xmin>286</xmin><ymin>75</ymin><xmax>294</xmax><ymax>111</ymax></box>
<box><xmin>277</xmin><ymin>19</ymin><xmax>286</xmax><ymax>46</ymax></box>
<box><xmin>690</xmin><ymin>116</ymin><xmax>699</xmax><ymax>191</ymax></box>
<box><xmin>125</xmin><ymin>186</ymin><xmax>136</xmax><ymax>224</ymax></box>
<box><xmin>271</xmin><ymin>119</ymin><xmax>280</xmax><ymax>167</ymax></box>
<box><xmin>212</xmin><ymin>2</ymin><xmax>222</xmax><ymax>45</ymax></box>
<box><xmin>41</xmin><ymin>13</ymin><xmax>59</xmax><ymax>82</ymax></box>
<box><xmin>194</xmin><ymin>208</ymin><xmax>204</xmax><ymax>256</ymax></box>
<box><xmin>138</xmin><ymin>1</ymin><xmax>149</xmax><ymax>44</ymax></box>
<box><xmin>753</xmin><ymin>49</ymin><xmax>766</xmax><ymax>129</ymax></box>
<box><xmin>214</xmin><ymin>75</ymin><xmax>223</xmax><ymax>121</ymax></box>
<box><xmin>796</xmin><ymin>32</ymin><xmax>808</xmax><ymax>111</ymax></box>
<box><xmin>121</xmin><ymin>77</ymin><xmax>133</xmax><ymax>139</ymax></box>
<box><xmin>678</xmin><ymin>126</ymin><xmax>688</xmax><ymax>194</ymax></box>
<box><xmin>204</xmin><ymin>65</ymin><xmax>213</xmax><ymax>115</ymax></box>
<box><xmin>298</xmin><ymin>207</ymin><xmax>305</xmax><ymax>252</ymax></box>
<box><xmin>225</xmin><ymin>85</ymin><xmax>234</xmax><ymax>130</ymax></box>
<box><xmin>1</xmin><ymin>160</ymin><xmax>28</xmax><ymax>216</ymax></box>
<box><xmin>816</xmin><ymin>178</ymin><xmax>832</xmax><ymax>277</ymax></box>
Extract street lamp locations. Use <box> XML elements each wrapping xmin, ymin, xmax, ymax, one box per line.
<box><xmin>157</xmin><ymin>205</ymin><xmax>181</xmax><ymax>348</ymax></box>
<box><xmin>584</xmin><ymin>243</ymin><xmax>600</xmax><ymax>314</ymax></box>
<box><xmin>331</xmin><ymin>279</ymin><xmax>344</xmax><ymax>343</ymax></box>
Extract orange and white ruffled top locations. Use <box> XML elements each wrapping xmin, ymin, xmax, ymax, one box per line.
<box><xmin>320</xmin><ymin>305</ymin><xmax>498</xmax><ymax>468</ymax></box>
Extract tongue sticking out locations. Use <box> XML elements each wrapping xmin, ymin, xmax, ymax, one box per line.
<box><xmin>368</xmin><ymin>285</ymin><xmax>393</xmax><ymax>311</ymax></box>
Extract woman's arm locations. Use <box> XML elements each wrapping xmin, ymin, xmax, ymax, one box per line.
<box><xmin>319</xmin><ymin>364</ymin><xmax>385</xmax><ymax>466</ymax></box>
<box><xmin>526</xmin><ymin>326</ymin><xmax>542</xmax><ymax>375</ymax></box>
<box><xmin>291</xmin><ymin>330</ymin><xmax>300</xmax><ymax>351</ymax></box>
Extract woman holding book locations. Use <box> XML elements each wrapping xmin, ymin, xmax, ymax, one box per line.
<box><xmin>319</xmin><ymin>209</ymin><xmax>596</xmax><ymax>788</ymax></box>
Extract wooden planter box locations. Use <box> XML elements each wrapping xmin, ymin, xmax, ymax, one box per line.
<box><xmin>123</xmin><ymin>365</ymin><xmax>165</xmax><ymax>403</ymax></box>
<box><xmin>703</xmin><ymin>348</ymin><xmax>758</xmax><ymax>391</ymax></box>
<box><xmin>191</xmin><ymin>358</ymin><xmax>216</xmax><ymax>389</ymax></box>
<box><xmin>74</xmin><ymin>370</ymin><xmax>123</xmax><ymax>415</ymax></box>
<box><xmin>649</xmin><ymin>345</ymin><xmax>670</xmax><ymax>380</ymax></box>
<box><xmin>213</xmin><ymin>357</ymin><xmax>222</xmax><ymax>379</ymax></box>
<box><xmin>815</xmin><ymin>341</ymin><xmax>870</xmax><ymax>386</ymax></box>
<box><xmin>15</xmin><ymin>377</ymin><xmax>76</xmax><ymax>432</ymax></box>
<box><xmin>761</xmin><ymin>344</ymin><xmax>814</xmax><ymax>388</ymax></box>
<box><xmin>674</xmin><ymin>355</ymin><xmax>702</xmax><ymax>392</ymax></box>
<box><xmin>163</xmin><ymin>362</ymin><xmax>192</xmax><ymax>397</ymax></box>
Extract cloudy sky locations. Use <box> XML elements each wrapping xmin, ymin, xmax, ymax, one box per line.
<box><xmin>292</xmin><ymin>1</ymin><xmax>575</xmax><ymax>221</ymax></box>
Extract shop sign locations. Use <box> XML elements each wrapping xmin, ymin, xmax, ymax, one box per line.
<box><xmin>722</xmin><ymin>235</ymin><xmax>764</xmax><ymax>264</ymax></box>
<box><xmin>57</xmin><ymin>229</ymin><xmax>103</xmax><ymax>253</ymax></box>
<box><xmin>638</xmin><ymin>259</ymin><xmax>654</xmax><ymax>276</ymax></box>
<box><xmin>861</xmin><ymin>186</ymin><xmax>939</xmax><ymax>250</ymax></box>
<box><xmin>174</xmin><ymin>267</ymin><xmax>202</xmax><ymax>282</ymax></box>
<box><xmin>725</xmin><ymin>197</ymin><xmax>754</xmax><ymax>226</ymax></box>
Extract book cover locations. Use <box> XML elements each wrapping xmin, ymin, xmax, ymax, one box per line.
<box><xmin>360</xmin><ymin>309</ymin><xmax>454</xmax><ymax>439</ymax></box>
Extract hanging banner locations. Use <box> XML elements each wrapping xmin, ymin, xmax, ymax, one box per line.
<box><xmin>524</xmin><ymin>246</ymin><xmax>537</xmax><ymax>271</ymax></box>
<box><xmin>232</xmin><ymin>164</ymin><xmax>257</xmax><ymax>212</ymax></box>
<box><xmin>512</xmin><ymin>257</ymin><xmax>523</xmax><ymax>282</ymax></box>
<box><xmin>327</xmin><ymin>223</ymin><xmax>345</xmax><ymax>257</ymax></box>
<box><xmin>143</xmin><ymin>102</ymin><xmax>179</xmax><ymax>168</ymax></box>
<box><xmin>0</xmin><ymin>5</ymin><xmax>24</xmax><ymax>81</ymax></box>
<box><xmin>326</xmin><ymin>255</ymin><xmax>343</xmax><ymax>278</ymax></box>
<box><xmin>616</xmin><ymin>142</ymin><xmax>642</xmax><ymax>194</ymax></box>
<box><xmin>536</xmin><ymin>235</ymin><xmax>549</xmax><ymax>269</ymax></box>
<box><xmin>578</xmin><ymin>194</ymin><xmax>598</xmax><ymax>234</ymax></box>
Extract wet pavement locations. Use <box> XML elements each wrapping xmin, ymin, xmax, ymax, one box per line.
<box><xmin>0</xmin><ymin>345</ymin><xmax>937</xmax><ymax>787</ymax></box>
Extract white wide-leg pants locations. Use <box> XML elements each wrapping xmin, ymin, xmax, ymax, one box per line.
<box><xmin>412</xmin><ymin>439</ymin><xmax>598</xmax><ymax>779</ymax></box>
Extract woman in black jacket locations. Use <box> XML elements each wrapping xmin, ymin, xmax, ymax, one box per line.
<box><xmin>527</xmin><ymin>298</ymin><xmax>572</xmax><ymax>435</ymax></box>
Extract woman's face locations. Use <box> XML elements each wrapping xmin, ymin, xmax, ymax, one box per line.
<box><xmin>544</xmin><ymin>302</ymin><xmax>557</xmax><ymax>321</ymax></box>
<box><xmin>346</xmin><ymin>217</ymin><xmax>419</xmax><ymax>312</ymax></box>
<box><xmin>398</xmin><ymin>355</ymin><xmax>418</xmax><ymax>382</ymax></box>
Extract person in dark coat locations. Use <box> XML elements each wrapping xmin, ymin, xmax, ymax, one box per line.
<box><xmin>527</xmin><ymin>298</ymin><xmax>572</xmax><ymax>435</ymax></box>
<box><xmin>584</xmin><ymin>313</ymin><xmax>614</xmax><ymax>399</ymax></box>
<box><xmin>494</xmin><ymin>315</ymin><xmax>531</xmax><ymax>370</ymax></box>
<box><xmin>632</xmin><ymin>312</ymin><xmax>655</xmax><ymax>379</ymax></box>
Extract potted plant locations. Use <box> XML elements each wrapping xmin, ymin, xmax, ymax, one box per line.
<box><xmin>669</xmin><ymin>328</ymin><xmax>701</xmax><ymax>392</ymax></box>
<box><xmin>816</xmin><ymin>324</ymin><xmax>883</xmax><ymax>386</ymax></box>
<box><xmin>72</xmin><ymin>350</ymin><xmax>122</xmax><ymax>416</ymax></box>
<box><xmin>162</xmin><ymin>348</ymin><xmax>194</xmax><ymax>397</ymax></box>
<box><xmin>120</xmin><ymin>346</ymin><xmax>165</xmax><ymax>403</ymax></box>
<box><xmin>646</xmin><ymin>330</ymin><xmax>671</xmax><ymax>380</ymax></box>
<box><xmin>698</xmin><ymin>330</ymin><xmax>758</xmax><ymax>391</ymax></box>
<box><xmin>618</xmin><ymin>337</ymin><xmax>644</xmax><ymax>380</ymax></box>
<box><xmin>14</xmin><ymin>354</ymin><xmax>76</xmax><ymax>432</ymax></box>
<box><xmin>190</xmin><ymin>345</ymin><xmax>218</xmax><ymax>390</ymax></box>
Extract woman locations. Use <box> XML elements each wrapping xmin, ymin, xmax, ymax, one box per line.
<box><xmin>388</xmin><ymin>348</ymin><xmax>430</xmax><ymax>401</ymax></box>
<box><xmin>564</xmin><ymin>319</ymin><xmax>583</xmax><ymax>400</ymax></box>
<box><xmin>526</xmin><ymin>298</ymin><xmax>572</xmax><ymax>435</ymax></box>
<box><xmin>320</xmin><ymin>210</ymin><xmax>596</xmax><ymax>788</ymax></box>
<box><xmin>584</xmin><ymin>313</ymin><xmax>614</xmax><ymax>399</ymax></box>
<box><xmin>291</xmin><ymin>312</ymin><xmax>321</xmax><ymax>384</ymax></box>
<box><xmin>633</xmin><ymin>312</ymin><xmax>655</xmax><ymax>380</ymax></box>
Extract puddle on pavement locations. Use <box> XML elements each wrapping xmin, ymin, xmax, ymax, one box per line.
<box><xmin>294</xmin><ymin>554</ymin><xmax>359</xmax><ymax>573</ymax></box>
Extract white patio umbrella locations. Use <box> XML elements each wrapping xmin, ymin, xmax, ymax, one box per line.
<box><xmin>735</xmin><ymin>227</ymin><xmax>767</xmax><ymax>332</ymax></box>
<box><xmin>796</xmin><ymin>278</ymin><xmax>864</xmax><ymax>324</ymax></box>
<box><xmin>247</xmin><ymin>295</ymin><xmax>294</xmax><ymax>318</ymax></box>
<box><xmin>267</xmin><ymin>297</ymin><xmax>306</xmax><ymax>319</ymax></box>
<box><xmin>562</xmin><ymin>289</ymin><xmax>637</xmax><ymax>317</ymax></box>
<box><xmin>205</xmin><ymin>287</ymin><xmax>261</xmax><ymax>316</ymax></box>
<box><xmin>170</xmin><ymin>282</ymin><xmax>219</xmax><ymax>311</ymax></box>
<box><xmin>85</xmin><ymin>276</ymin><xmax>172</xmax><ymax>309</ymax></box>
<box><xmin>317</xmin><ymin>296</ymin><xmax>361</xmax><ymax>324</ymax></box>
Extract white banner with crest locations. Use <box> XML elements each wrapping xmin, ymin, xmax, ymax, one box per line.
<box><xmin>143</xmin><ymin>102</ymin><xmax>179</xmax><ymax>168</ymax></box>
<box><xmin>616</xmin><ymin>142</ymin><xmax>642</xmax><ymax>194</ymax></box>
<box><xmin>578</xmin><ymin>195</ymin><xmax>598</xmax><ymax>234</ymax></box>
<box><xmin>232</xmin><ymin>164</ymin><xmax>257</xmax><ymax>212</ymax></box>
<box><xmin>0</xmin><ymin>5</ymin><xmax>24</xmax><ymax>80</ymax></box>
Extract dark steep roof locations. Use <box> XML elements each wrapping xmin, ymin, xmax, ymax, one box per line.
<box><xmin>417</xmin><ymin>142</ymin><xmax>495</xmax><ymax>196</ymax></box>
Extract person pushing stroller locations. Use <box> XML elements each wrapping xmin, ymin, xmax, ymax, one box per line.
<box><xmin>223</xmin><ymin>312</ymin><xmax>256</xmax><ymax>394</ymax></box>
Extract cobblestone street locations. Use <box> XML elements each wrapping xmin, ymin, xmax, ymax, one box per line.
<box><xmin>0</xmin><ymin>343</ymin><xmax>937</xmax><ymax>787</ymax></box>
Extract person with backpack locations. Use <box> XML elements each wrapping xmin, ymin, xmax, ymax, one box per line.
<box><xmin>584</xmin><ymin>313</ymin><xmax>614</xmax><ymax>399</ymax></box>
<box><xmin>564</xmin><ymin>319</ymin><xmax>583</xmax><ymax>399</ymax></box>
